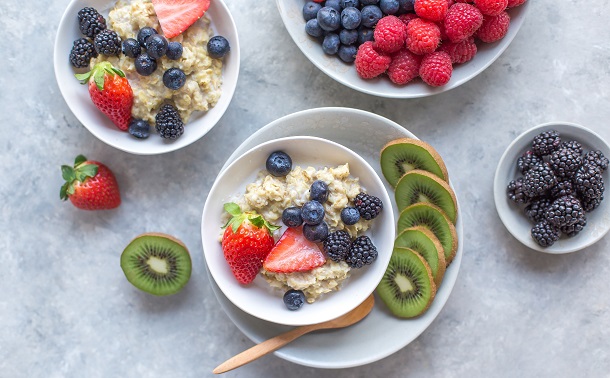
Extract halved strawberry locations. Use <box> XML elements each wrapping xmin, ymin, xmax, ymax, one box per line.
<box><xmin>263</xmin><ymin>227</ymin><xmax>326</xmax><ymax>273</ymax></box>
<box><xmin>151</xmin><ymin>0</ymin><xmax>211</xmax><ymax>39</ymax></box>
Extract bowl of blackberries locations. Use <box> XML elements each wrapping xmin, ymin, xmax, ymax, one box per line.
<box><xmin>494</xmin><ymin>122</ymin><xmax>610</xmax><ymax>253</ymax></box>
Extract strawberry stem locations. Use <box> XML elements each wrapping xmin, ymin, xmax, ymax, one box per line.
<box><xmin>75</xmin><ymin>62</ymin><xmax>126</xmax><ymax>90</ymax></box>
<box><xmin>59</xmin><ymin>155</ymin><xmax>98</xmax><ymax>201</ymax></box>
<box><xmin>222</xmin><ymin>202</ymin><xmax>281</xmax><ymax>234</ymax></box>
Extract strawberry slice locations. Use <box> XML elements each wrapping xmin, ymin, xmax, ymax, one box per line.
<box><xmin>263</xmin><ymin>227</ymin><xmax>326</xmax><ymax>273</ymax></box>
<box><xmin>151</xmin><ymin>0</ymin><xmax>211</xmax><ymax>39</ymax></box>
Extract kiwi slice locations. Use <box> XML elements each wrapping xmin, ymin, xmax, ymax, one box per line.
<box><xmin>395</xmin><ymin>226</ymin><xmax>446</xmax><ymax>287</ymax></box>
<box><xmin>397</xmin><ymin>203</ymin><xmax>458</xmax><ymax>265</ymax></box>
<box><xmin>120</xmin><ymin>233</ymin><xmax>192</xmax><ymax>296</ymax></box>
<box><xmin>377</xmin><ymin>247</ymin><xmax>437</xmax><ymax>318</ymax></box>
<box><xmin>380</xmin><ymin>138</ymin><xmax>449</xmax><ymax>188</ymax></box>
<box><xmin>395</xmin><ymin>170</ymin><xmax>458</xmax><ymax>224</ymax></box>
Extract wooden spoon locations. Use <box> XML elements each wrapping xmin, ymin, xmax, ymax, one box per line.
<box><xmin>213</xmin><ymin>294</ymin><xmax>375</xmax><ymax>374</ymax></box>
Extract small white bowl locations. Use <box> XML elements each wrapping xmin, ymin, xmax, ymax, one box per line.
<box><xmin>54</xmin><ymin>0</ymin><xmax>239</xmax><ymax>155</ymax></box>
<box><xmin>494</xmin><ymin>122</ymin><xmax>610</xmax><ymax>254</ymax></box>
<box><xmin>201</xmin><ymin>136</ymin><xmax>395</xmax><ymax>326</ymax></box>
<box><xmin>276</xmin><ymin>0</ymin><xmax>530</xmax><ymax>98</ymax></box>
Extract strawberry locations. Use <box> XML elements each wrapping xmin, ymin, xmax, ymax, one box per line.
<box><xmin>222</xmin><ymin>203</ymin><xmax>280</xmax><ymax>284</ymax></box>
<box><xmin>75</xmin><ymin>62</ymin><xmax>133</xmax><ymax>131</ymax></box>
<box><xmin>263</xmin><ymin>227</ymin><xmax>326</xmax><ymax>273</ymax></box>
<box><xmin>151</xmin><ymin>0</ymin><xmax>211</xmax><ymax>39</ymax></box>
<box><xmin>60</xmin><ymin>155</ymin><xmax>121</xmax><ymax>210</ymax></box>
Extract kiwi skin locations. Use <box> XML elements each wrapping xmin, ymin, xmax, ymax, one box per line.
<box><xmin>395</xmin><ymin>226</ymin><xmax>446</xmax><ymax>287</ymax></box>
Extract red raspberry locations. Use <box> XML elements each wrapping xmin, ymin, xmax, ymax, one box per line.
<box><xmin>414</xmin><ymin>0</ymin><xmax>448</xmax><ymax>22</ymax></box>
<box><xmin>477</xmin><ymin>12</ymin><xmax>510</xmax><ymax>42</ymax></box>
<box><xmin>355</xmin><ymin>41</ymin><xmax>392</xmax><ymax>79</ymax></box>
<box><xmin>474</xmin><ymin>0</ymin><xmax>508</xmax><ymax>16</ymax></box>
<box><xmin>387</xmin><ymin>49</ymin><xmax>421</xmax><ymax>85</ymax></box>
<box><xmin>439</xmin><ymin>36</ymin><xmax>477</xmax><ymax>63</ymax></box>
<box><xmin>406</xmin><ymin>18</ymin><xmax>441</xmax><ymax>55</ymax></box>
<box><xmin>374</xmin><ymin>16</ymin><xmax>408</xmax><ymax>54</ymax></box>
<box><xmin>398</xmin><ymin>13</ymin><xmax>418</xmax><ymax>27</ymax></box>
<box><xmin>444</xmin><ymin>3</ymin><xmax>483</xmax><ymax>42</ymax></box>
<box><xmin>419</xmin><ymin>51</ymin><xmax>452</xmax><ymax>86</ymax></box>
<box><xmin>507</xmin><ymin>0</ymin><xmax>526</xmax><ymax>7</ymax></box>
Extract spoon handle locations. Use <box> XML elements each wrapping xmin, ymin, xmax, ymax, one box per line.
<box><xmin>213</xmin><ymin>325</ymin><xmax>314</xmax><ymax>374</ymax></box>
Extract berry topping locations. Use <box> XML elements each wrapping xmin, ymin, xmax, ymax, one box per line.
<box><xmin>134</xmin><ymin>53</ymin><xmax>157</xmax><ymax>76</ymax></box>
<box><xmin>128</xmin><ymin>119</ymin><xmax>151</xmax><ymax>139</ymax></box>
<box><xmin>266</xmin><ymin>151</ymin><xmax>292</xmax><ymax>177</ymax></box>
<box><xmin>69</xmin><ymin>38</ymin><xmax>97</xmax><ymax>68</ymax></box>
<box><xmin>340</xmin><ymin>207</ymin><xmax>361</xmax><ymax>225</ymax></box>
<box><xmin>137</xmin><ymin>27</ymin><xmax>158</xmax><ymax>47</ymax></box>
<box><xmin>323</xmin><ymin>230</ymin><xmax>352</xmax><ymax>262</ymax></box>
<box><xmin>310</xmin><ymin>180</ymin><xmax>329</xmax><ymax>203</ymax></box>
<box><xmin>146</xmin><ymin>34</ymin><xmax>168</xmax><ymax>59</ymax></box>
<box><xmin>354</xmin><ymin>192</ymin><xmax>383</xmax><ymax>220</ymax></box>
<box><xmin>282</xmin><ymin>207</ymin><xmax>304</xmax><ymax>228</ymax></box>
<box><xmin>345</xmin><ymin>235</ymin><xmax>377</xmax><ymax>268</ymax></box>
<box><xmin>303</xmin><ymin>221</ymin><xmax>330</xmax><ymax>242</ymax></box>
<box><xmin>121</xmin><ymin>38</ymin><xmax>141</xmax><ymax>58</ymax></box>
<box><xmin>77</xmin><ymin>7</ymin><xmax>107</xmax><ymax>39</ymax></box>
<box><xmin>373</xmin><ymin>15</ymin><xmax>407</xmax><ymax>54</ymax></box>
<box><xmin>355</xmin><ymin>41</ymin><xmax>391</xmax><ymax>79</ymax></box>
<box><xmin>166</xmin><ymin>42</ymin><xmax>184</xmax><ymax>60</ymax></box>
<box><xmin>301</xmin><ymin>201</ymin><xmax>325</xmax><ymax>225</ymax></box>
<box><xmin>283</xmin><ymin>289</ymin><xmax>306</xmax><ymax>311</ymax></box>
<box><xmin>155</xmin><ymin>104</ymin><xmax>184</xmax><ymax>140</ymax></box>
<box><xmin>419</xmin><ymin>51</ymin><xmax>452</xmax><ymax>86</ymax></box>
<box><xmin>207</xmin><ymin>36</ymin><xmax>231</xmax><ymax>59</ymax></box>
<box><xmin>151</xmin><ymin>0</ymin><xmax>211</xmax><ymax>39</ymax></box>
<box><xmin>163</xmin><ymin>68</ymin><xmax>187</xmax><ymax>90</ymax></box>
<box><xmin>263</xmin><ymin>227</ymin><xmax>326</xmax><ymax>273</ymax></box>
<box><xmin>94</xmin><ymin>29</ymin><xmax>121</xmax><ymax>56</ymax></box>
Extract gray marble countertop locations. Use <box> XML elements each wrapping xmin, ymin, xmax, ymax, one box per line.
<box><xmin>2</xmin><ymin>0</ymin><xmax>610</xmax><ymax>377</ymax></box>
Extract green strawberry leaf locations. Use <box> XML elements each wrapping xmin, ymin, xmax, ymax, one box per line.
<box><xmin>249</xmin><ymin>215</ymin><xmax>264</xmax><ymax>228</ymax></box>
<box><xmin>93</xmin><ymin>69</ymin><xmax>105</xmax><ymax>91</ymax></box>
<box><xmin>224</xmin><ymin>202</ymin><xmax>242</xmax><ymax>216</ymax></box>
<box><xmin>60</xmin><ymin>182</ymin><xmax>69</xmax><ymax>201</ymax></box>
<box><xmin>111</xmin><ymin>67</ymin><xmax>126</xmax><ymax>78</ymax></box>
<box><xmin>74</xmin><ymin>71</ymin><xmax>92</xmax><ymax>83</ymax></box>
<box><xmin>61</xmin><ymin>165</ymin><xmax>75</xmax><ymax>182</ymax></box>
<box><xmin>75</xmin><ymin>164</ymin><xmax>98</xmax><ymax>182</ymax></box>
<box><xmin>229</xmin><ymin>215</ymin><xmax>244</xmax><ymax>233</ymax></box>
<box><xmin>265</xmin><ymin>221</ymin><xmax>281</xmax><ymax>232</ymax></box>
<box><xmin>74</xmin><ymin>155</ymin><xmax>87</xmax><ymax>166</ymax></box>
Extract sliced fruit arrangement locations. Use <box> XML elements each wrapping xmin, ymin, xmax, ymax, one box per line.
<box><xmin>380</xmin><ymin>138</ymin><xmax>448</xmax><ymax>186</ymax></box>
<box><xmin>151</xmin><ymin>0</ymin><xmax>211</xmax><ymax>38</ymax></box>
<box><xmin>395</xmin><ymin>169</ymin><xmax>457</xmax><ymax>223</ymax></box>
<box><xmin>60</xmin><ymin>154</ymin><xmax>121</xmax><ymax>210</ymax></box>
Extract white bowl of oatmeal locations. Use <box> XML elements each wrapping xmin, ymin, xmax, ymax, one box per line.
<box><xmin>54</xmin><ymin>0</ymin><xmax>239</xmax><ymax>155</ymax></box>
<box><xmin>202</xmin><ymin>136</ymin><xmax>395</xmax><ymax>326</ymax></box>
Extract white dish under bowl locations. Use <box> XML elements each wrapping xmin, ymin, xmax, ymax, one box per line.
<box><xmin>494</xmin><ymin>122</ymin><xmax>610</xmax><ymax>254</ymax></box>
<box><xmin>54</xmin><ymin>0</ymin><xmax>239</xmax><ymax>155</ymax></box>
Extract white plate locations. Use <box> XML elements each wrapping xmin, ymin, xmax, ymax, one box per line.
<box><xmin>205</xmin><ymin>107</ymin><xmax>464</xmax><ymax>368</ymax></box>
<box><xmin>494</xmin><ymin>122</ymin><xmax>610</xmax><ymax>254</ymax></box>
<box><xmin>54</xmin><ymin>0</ymin><xmax>240</xmax><ymax>155</ymax></box>
<box><xmin>276</xmin><ymin>0</ymin><xmax>530</xmax><ymax>98</ymax></box>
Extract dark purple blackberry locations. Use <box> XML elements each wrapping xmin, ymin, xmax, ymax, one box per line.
<box><xmin>507</xmin><ymin>178</ymin><xmax>529</xmax><ymax>204</ymax></box>
<box><xmin>323</xmin><ymin>230</ymin><xmax>352</xmax><ymax>262</ymax></box>
<box><xmin>549</xmin><ymin>148</ymin><xmax>582</xmax><ymax>178</ymax></box>
<box><xmin>524</xmin><ymin>197</ymin><xmax>552</xmax><ymax>223</ymax></box>
<box><xmin>78</xmin><ymin>7</ymin><xmax>107</xmax><ymax>39</ymax></box>
<box><xmin>550</xmin><ymin>178</ymin><xmax>574</xmax><ymax>198</ymax></box>
<box><xmin>69</xmin><ymin>38</ymin><xmax>97</xmax><ymax>68</ymax></box>
<box><xmin>522</xmin><ymin>162</ymin><xmax>557</xmax><ymax>198</ymax></box>
<box><xmin>544</xmin><ymin>195</ymin><xmax>585</xmax><ymax>227</ymax></box>
<box><xmin>531</xmin><ymin>220</ymin><xmax>560</xmax><ymax>247</ymax></box>
<box><xmin>560</xmin><ymin>140</ymin><xmax>583</xmax><ymax>156</ymax></box>
<box><xmin>583</xmin><ymin>150</ymin><xmax>609</xmax><ymax>172</ymax></box>
<box><xmin>345</xmin><ymin>236</ymin><xmax>377</xmax><ymax>268</ymax></box>
<box><xmin>531</xmin><ymin>130</ymin><xmax>561</xmax><ymax>156</ymax></box>
<box><xmin>155</xmin><ymin>104</ymin><xmax>184</xmax><ymax>139</ymax></box>
<box><xmin>560</xmin><ymin>216</ymin><xmax>587</xmax><ymax>237</ymax></box>
<box><xmin>354</xmin><ymin>192</ymin><xmax>383</xmax><ymax>220</ymax></box>
<box><xmin>517</xmin><ymin>150</ymin><xmax>544</xmax><ymax>174</ymax></box>
<box><xmin>573</xmin><ymin>164</ymin><xmax>605</xmax><ymax>200</ymax></box>
<box><xmin>581</xmin><ymin>195</ymin><xmax>603</xmax><ymax>212</ymax></box>
<box><xmin>94</xmin><ymin>29</ymin><xmax>121</xmax><ymax>56</ymax></box>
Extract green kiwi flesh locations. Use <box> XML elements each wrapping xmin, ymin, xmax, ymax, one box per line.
<box><xmin>395</xmin><ymin>170</ymin><xmax>458</xmax><ymax>224</ymax></box>
<box><xmin>120</xmin><ymin>233</ymin><xmax>192</xmax><ymax>296</ymax></box>
<box><xmin>380</xmin><ymin>138</ymin><xmax>449</xmax><ymax>188</ymax></box>
<box><xmin>395</xmin><ymin>226</ymin><xmax>446</xmax><ymax>287</ymax></box>
<box><xmin>376</xmin><ymin>247</ymin><xmax>437</xmax><ymax>318</ymax></box>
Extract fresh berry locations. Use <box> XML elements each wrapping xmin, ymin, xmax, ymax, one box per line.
<box><xmin>443</xmin><ymin>3</ymin><xmax>483</xmax><ymax>42</ymax></box>
<box><xmin>549</xmin><ymin>148</ymin><xmax>582</xmax><ymax>178</ymax></box>
<box><xmin>163</xmin><ymin>68</ymin><xmax>187</xmax><ymax>90</ymax></box>
<box><xmin>524</xmin><ymin>197</ymin><xmax>551</xmax><ymax>223</ymax></box>
<box><xmin>474</xmin><ymin>0</ymin><xmax>508</xmax><ymax>16</ymax></box>
<box><xmin>306</xmin><ymin>19</ymin><xmax>324</xmax><ymax>37</ymax></box>
<box><xmin>303</xmin><ymin>1</ymin><xmax>323</xmax><ymax>21</ymax></box>
<box><xmin>166</xmin><ymin>42</ymin><xmax>184</xmax><ymax>60</ymax></box>
<box><xmin>263</xmin><ymin>227</ymin><xmax>326</xmax><ymax>273</ymax></box>
<box><xmin>222</xmin><ymin>203</ymin><xmax>279</xmax><ymax>284</ymax></box>
<box><xmin>506</xmin><ymin>178</ymin><xmax>528</xmax><ymax>204</ymax></box>
<box><xmin>151</xmin><ymin>0</ymin><xmax>210</xmax><ymax>39</ymax></box>
<box><xmin>323</xmin><ymin>230</ymin><xmax>352</xmax><ymax>262</ymax></box>
<box><xmin>476</xmin><ymin>12</ymin><xmax>510</xmax><ymax>43</ymax></box>
<box><xmin>77</xmin><ymin>7</ymin><xmax>107</xmax><ymax>39</ymax></box>
<box><xmin>310</xmin><ymin>180</ymin><xmax>329</xmax><ymax>202</ymax></box>
<box><xmin>128</xmin><ymin>119</ymin><xmax>150</xmax><ymax>139</ymax></box>
<box><xmin>550</xmin><ymin>178</ymin><xmax>574</xmax><ymax>198</ymax></box>
<box><xmin>137</xmin><ymin>27</ymin><xmax>158</xmax><ymax>47</ymax></box>
<box><xmin>340</xmin><ymin>29</ymin><xmax>359</xmax><ymax>45</ymax></box>
<box><xmin>516</xmin><ymin>150</ymin><xmax>544</xmax><ymax>174</ymax></box>
<box><xmin>419</xmin><ymin>51</ymin><xmax>452</xmax><ymax>86</ymax></box>
<box><xmin>531</xmin><ymin>220</ymin><xmax>559</xmax><ymax>247</ymax></box>
<box><xmin>325</xmin><ymin>0</ymin><xmax>342</xmax><ymax>12</ymax></box>
<box><xmin>560</xmin><ymin>140</ymin><xmax>583</xmax><ymax>156</ymax></box>
<box><xmin>317</xmin><ymin>6</ymin><xmax>341</xmax><ymax>31</ymax></box>
<box><xmin>545</xmin><ymin>195</ymin><xmax>585</xmax><ymax>228</ymax></box>
<box><xmin>531</xmin><ymin>130</ymin><xmax>561</xmax><ymax>156</ymax></box>
<box><xmin>406</xmin><ymin>18</ymin><xmax>441</xmax><ymax>55</ymax></box>
<box><xmin>354</xmin><ymin>192</ymin><xmax>383</xmax><ymax>220</ymax></box>
<box><xmin>341</xmin><ymin>7</ymin><xmax>362</xmax><ymax>30</ymax></box>
<box><xmin>122</xmin><ymin>38</ymin><xmax>141</xmax><ymax>58</ymax></box>
<box><xmin>507</xmin><ymin>0</ymin><xmax>526</xmax><ymax>7</ymax></box>
<box><xmin>387</xmin><ymin>49</ymin><xmax>421</xmax><ymax>85</ymax></box>
<box><xmin>361</xmin><ymin>0</ymin><xmax>380</xmax><ymax>4</ymax></box>
<box><xmin>301</xmin><ymin>200</ymin><xmax>325</xmax><ymax>225</ymax></box>
<box><xmin>414</xmin><ymin>0</ymin><xmax>448</xmax><ymax>22</ymax></box>
<box><xmin>345</xmin><ymin>235</ymin><xmax>377</xmax><ymax>268</ymax></box>
<box><xmin>69</xmin><ymin>38</ymin><xmax>97</xmax><ymax>68</ymax></box>
<box><xmin>357</xmin><ymin>26</ymin><xmax>375</xmax><ymax>44</ymax></box>
<box><xmin>266</xmin><ymin>151</ymin><xmax>292</xmax><ymax>177</ymax></box>
<box><xmin>438</xmin><ymin>37</ymin><xmax>477</xmax><ymax>64</ymax></box>
<box><xmin>573</xmin><ymin>164</ymin><xmax>605</xmax><ymax>200</ymax></box>
<box><xmin>283</xmin><ymin>289</ymin><xmax>306</xmax><ymax>310</ymax></box>
<box><xmin>303</xmin><ymin>221</ymin><xmax>329</xmax><ymax>242</ymax></box>
<box><xmin>399</xmin><ymin>0</ymin><xmax>416</xmax><ymax>11</ymax></box>
<box><xmin>355</xmin><ymin>41</ymin><xmax>391</xmax><ymax>79</ymax></box>
<box><xmin>398</xmin><ymin>13</ymin><xmax>418</xmax><ymax>27</ymax></box>
<box><xmin>373</xmin><ymin>16</ymin><xmax>407</xmax><ymax>54</ymax></box>
<box><xmin>94</xmin><ymin>29</ymin><xmax>121</xmax><ymax>56</ymax></box>
<box><xmin>60</xmin><ymin>155</ymin><xmax>121</xmax><ymax>210</ymax></box>
<box><xmin>282</xmin><ymin>207</ymin><xmax>303</xmax><ymax>228</ymax></box>
<box><xmin>560</xmin><ymin>217</ymin><xmax>587</xmax><ymax>237</ymax></box>
<box><xmin>134</xmin><ymin>53</ymin><xmax>157</xmax><ymax>76</ymax></box>
<box><xmin>207</xmin><ymin>36</ymin><xmax>231</xmax><ymax>59</ymax></box>
<box><xmin>146</xmin><ymin>34</ymin><xmax>168</xmax><ymax>59</ymax></box>
<box><xmin>360</xmin><ymin>5</ymin><xmax>383</xmax><ymax>28</ymax></box>
<box><xmin>75</xmin><ymin>62</ymin><xmax>133</xmax><ymax>131</ymax></box>
<box><xmin>522</xmin><ymin>162</ymin><xmax>557</xmax><ymax>198</ymax></box>
<box><xmin>581</xmin><ymin>196</ymin><xmax>603</xmax><ymax>212</ymax></box>
<box><xmin>155</xmin><ymin>104</ymin><xmax>184</xmax><ymax>139</ymax></box>
<box><xmin>322</xmin><ymin>33</ymin><xmax>341</xmax><ymax>55</ymax></box>
<box><xmin>380</xmin><ymin>0</ymin><xmax>400</xmax><ymax>14</ymax></box>
<box><xmin>341</xmin><ymin>0</ymin><xmax>361</xmax><ymax>7</ymax></box>
<box><xmin>338</xmin><ymin>45</ymin><xmax>358</xmax><ymax>62</ymax></box>
<box><xmin>341</xmin><ymin>207</ymin><xmax>361</xmax><ymax>225</ymax></box>
<box><xmin>584</xmin><ymin>150</ymin><xmax>609</xmax><ymax>172</ymax></box>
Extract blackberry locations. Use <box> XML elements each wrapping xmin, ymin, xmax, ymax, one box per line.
<box><xmin>522</xmin><ymin>162</ymin><xmax>557</xmax><ymax>198</ymax></box>
<box><xmin>545</xmin><ymin>195</ymin><xmax>585</xmax><ymax>227</ymax></box>
<box><xmin>155</xmin><ymin>104</ymin><xmax>184</xmax><ymax>140</ymax></box>
<box><xmin>581</xmin><ymin>195</ymin><xmax>603</xmax><ymax>212</ymax></box>
<box><xmin>354</xmin><ymin>192</ymin><xmax>383</xmax><ymax>220</ymax></box>
<box><xmin>506</xmin><ymin>178</ymin><xmax>528</xmax><ymax>204</ymax></box>
<box><xmin>77</xmin><ymin>7</ymin><xmax>106</xmax><ymax>39</ymax></box>
<box><xmin>69</xmin><ymin>38</ymin><xmax>97</xmax><ymax>68</ymax></box>
<box><xmin>531</xmin><ymin>220</ymin><xmax>560</xmax><ymax>247</ymax></box>
<box><xmin>583</xmin><ymin>150</ymin><xmax>609</xmax><ymax>172</ymax></box>
<box><xmin>560</xmin><ymin>140</ymin><xmax>583</xmax><ymax>155</ymax></box>
<box><xmin>573</xmin><ymin>164</ymin><xmax>605</xmax><ymax>200</ymax></box>
<box><xmin>549</xmin><ymin>148</ymin><xmax>582</xmax><ymax>178</ymax></box>
<box><xmin>323</xmin><ymin>230</ymin><xmax>352</xmax><ymax>262</ymax></box>
<box><xmin>550</xmin><ymin>178</ymin><xmax>574</xmax><ymax>198</ymax></box>
<box><xmin>345</xmin><ymin>236</ymin><xmax>377</xmax><ymax>268</ymax></box>
<box><xmin>516</xmin><ymin>150</ymin><xmax>543</xmax><ymax>174</ymax></box>
<box><xmin>560</xmin><ymin>216</ymin><xmax>587</xmax><ymax>237</ymax></box>
<box><xmin>94</xmin><ymin>29</ymin><xmax>121</xmax><ymax>56</ymax></box>
<box><xmin>524</xmin><ymin>197</ymin><xmax>551</xmax><ymax>223</ymax></box>
<box><xmin>531</xmin><ymin>129</ymin><xmax>561</xmax><ymax>156</ymax></box>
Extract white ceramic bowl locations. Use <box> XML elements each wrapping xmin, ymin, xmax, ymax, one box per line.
<box><xmin>276</xmin><ymin>1</ymin><xmax>530</xmax><ymax>98</ymax></box>
<box><xmin>54</xmin><ymin>0</ymin><xmax>239</xmax><ymax>155</ymax></box>
<box><xmin>494</xmin><ymin>122</ymin><xmax>610</xmax><ymax>254</ymax></box>
<box><xmin>201</xmin><ymin>136</ymin><xmax>395</xmax><ymax>326</ymax></box>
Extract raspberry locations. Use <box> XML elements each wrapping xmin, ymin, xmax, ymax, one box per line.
<box><xmin>477</xmin><ymin>12</ymin><xmax>510</xmax><ymax>43</ymax></box>
<box><xmin>474</xmin><ymin>0</ymin><xmax>508</xmax><ymax>16</ymax></box>
<box><xmin>419</xmin><ymin>51</ymin><xmax>452</xmax><ymax>86</ymax></box>
<box><xmin>406</xmin><ymin>18</ymin><xmax>441</xmax><ymax>55</ymax></box>
<box><xmin>374</xmin><ymin>16</ymin><xmax>408</xmax><ymax>54</ymax></box>
<box><xmin>507</xmin><ymin>0</ymin><xmax>526</xmax><ymax>7</ymax></box>
<box><xmin>414</xmin><ymin>0</ymin><xmax>448</xmax><ymax>22</ymax></box>
<box><xmin>387</xmin><ymin>49</ymin><xmax>421</xmax><ymax>84</ymax></box>
<box><xmin>355</xmin><ymin>41</ymin><xmax>392</xmax><ymax>79</ymax></box>
<box><xmin>439</xmin><ymin>36</ymin><xmax>477</xmax><ymax>63</ymax></box>
<box><xmin>444</xmin><ymin>3</ymin><xmax>483</xmax><ymax>42</ymax></box>
<box><xmin>398</xmin><ymin>13</ymin><xmax>418</xmax><ymax>27</ymax></box>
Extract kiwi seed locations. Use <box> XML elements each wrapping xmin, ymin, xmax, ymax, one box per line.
<box><xmin>395</xmin><ymin>226</ymin><xmax>446</xmax><ymax>287</ymax></box>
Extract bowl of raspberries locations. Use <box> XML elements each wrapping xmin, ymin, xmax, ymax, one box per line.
<box><xmin>494</xmin><ymin>122</ymin><xmax>610</xmax><ymax>253</ymax></box>
<box><xmin>277</xmin><ymin>0</ymin><xmax>530</xmax><ymax>98</ymax></box>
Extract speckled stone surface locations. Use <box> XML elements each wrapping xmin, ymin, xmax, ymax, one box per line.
<box><xmin>2</xmin><ymin>0</ymin><xmax>610</xmax><ymax>377</ymax></box>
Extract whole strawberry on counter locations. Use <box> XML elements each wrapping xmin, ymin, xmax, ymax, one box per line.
<box><xmin>75</xmin><ymin>61</ymin><xmax>133</xmax><ymax>131</ymax></box>
<box><xmin>60</xmin><ymin>155</ymin><xmax>121</xmax><ymax>210</ymax></box>
<box><xmin>222</xmin><ymin>203</ymin><xmax>280</xmax><ymax>284</ymax></box>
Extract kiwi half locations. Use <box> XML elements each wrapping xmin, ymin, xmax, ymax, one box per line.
<box><xmin>397</xmin><ymin>203</ymin><xmax>458</xmax><ymax>265</ymax></box>
<box><xmin>395</xmin><ymin>170</ymin><xmax>458</xmax><ymax>224</ymax></box>
<box><xmin>395</xmin><ymin>226</ymin><xmax>446</xmax><ymax>287</ymax></box>
<box><xmin>376</xmin><ymin>247</ymin><xmax>437</xmax><ymax>318</ymax></box>
<box><xmin>120</xmin><ymin>233</ymin><xmax>192</xmax><ymax>296</ymax></box>
<box><xmin>380</xmin><ymin>138</ymin><xmax>449</xmax><ymax>188</ymax></box>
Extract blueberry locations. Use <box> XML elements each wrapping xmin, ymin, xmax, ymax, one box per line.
<box><xmin>380</xmin><ymin>0</ymin><xmax>400</xmax><ymax>14</ymax></box>
<box><xmin>146</xmin><ymin>34</ymin><xmax>168</xmax><ymax>59</ymax></box>
<box><xmin>360</xmin><ymin>5</ymin><xmax>383</xmax><ymax>28</ymax></box>
<box><xmin>360</xmin><ymin>0</ymin><xmax>379</xmax><ymax>4</ymax></box>
<box><xmin>134</xmin><ymin>53</ymin><xmax>157</xmax><ymax>76</ymax></box>
<box><xmin>137</xmin><ymin>27</ymin><xmax>157</xmax><ymax>47</ymax></box>
<box><xmin>322</xmin><ymin>33</ymin><xmax>340</xmax><ymax>55</ymax></box>
<box><xmin>166</xmin><ymin>42</ymin><xmax>183</xmax><ymax>60</ymax></box>
<box><xmin>282</xmin><ymin>207</ymin><xmax>303</xmax><ymax>228</ymax></box>
<box><xmin>398</xmin><ymin>0</ymin><xmax>415</xmax><ymax>12</ymax></box>
<box><xmin>305</xmin><ymin>19</ymin><xmax>324</xmax><ymax>37</ymax></box>
<box><xmin>122</xmin><ymin>38</ymin><xmax>141</xmax><ymax>58</ymax></box>
<box><xmin>301</xmin><ymin>201</ymin><xmax>325</xmax><ymax>225</ymax></box>
<box><xmin>163</xmin><ymin>68</ymin><xmax>186</xmax><ymax>90</ymax></box>
<box><xmin>340</xmin><ymin>0</ymin><xmax>360</xmax><ymax>8</ymax></box>
<box><xmin>341</xmin><ymin>7</ymin><xmax>361</xmax><ymax>30</ymax></box>
<box><xmin>283</xmin><ymin>289</ymin><xmax>306</xmax><ymax>311</ymax></box>
<box><xmin>317</xmin><ymin>7</ymin><xmax>341</xmax><ymax>31</ymax></box>
<box><xmin>357</xmin><ymin>26</ymin><xmax>374</xmax><ymax>44</ymax></box>
<box><xmin>303</xmin><ymin>221</ymin><xmax>329</xmax><ymax>242</ymax></box>
<box><xmin>310</xmin><ymin>180</ymin><xmax>329</xmax><ymax>202</ymax></box>
<box><xmin>339</xmin><ymin>29</ymin><xmax>358</xmax><ymax>45</ymax></box>
<box><xmin>338</xmin><ymin>45</ymin><xmax>358</xmax><ymax>63</ymax></box>
<box><xmin>266</xmin><ymin>151</ymin><xmax>292</xmax><ymax>177</ymax></box>
<box><xmin>303</xmin><ymin>1</ymin><xmax>322</xmax><ymax>21</ymax></box>
<box><xmin>325</xmin><ymin>0</ymin><xmax>342</xmax><ymax>12</ymax></box>
<box><xmin>207</xmin><ymin>35</ymin><xmax>230</xmax><ymax>59</ymax></box>
<box><xmin>341</xmin><ymin>207</ymin><xmax>361</xmax><ymax>225</ymax></box>
<box><xmin>128</xmin><ymin>119</ymin><xmax>150</xmax><ymax>139</ymax></box>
